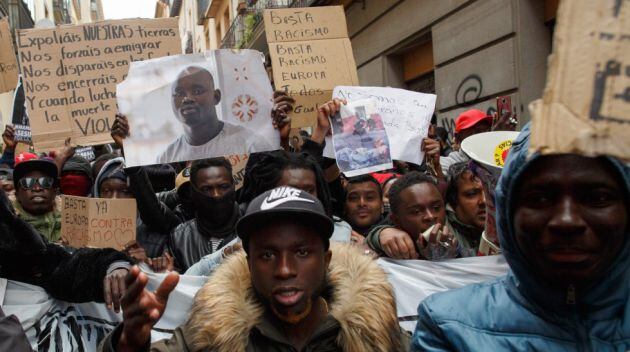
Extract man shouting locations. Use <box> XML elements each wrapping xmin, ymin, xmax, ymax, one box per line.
<box><xmin>100</xmin><ymin>186</ymin><xmax>408</xmax><ymax>351</ymax></box>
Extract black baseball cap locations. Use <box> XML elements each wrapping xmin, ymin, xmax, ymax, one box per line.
<box><xmin>236</xmin><ymin>186</ymin><xmax>334</xmax><ymax>243</ymax></box>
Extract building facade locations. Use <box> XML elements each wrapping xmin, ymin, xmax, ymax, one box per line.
<box><xmin>25</xmin><ymin>0</ymin><xmax>103</xmax><ymax>26</ymax></box>
<box><xmin>0</xmin><ymin>0</ymin><xmax>34</xmax><ymax>30</ymax></box>
<box><xmin>346</xmin><ymin>0</ymin><xmax>558</xmax><ymax>138</ymax></box>
<box><xmin>213</xmin><ymin>0</ymin><xmax>557</xmax><ymax>139</ymax></box>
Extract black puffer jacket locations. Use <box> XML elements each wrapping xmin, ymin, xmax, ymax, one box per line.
<box><xmin>168</xmin><ymin>203</ymin><xmax>240</xmax><ymax>272</ymax></box>
<box><xmin>0</xmin><ymin>190</ymin><xmax>131</xmax><ymax>303</ymax></box>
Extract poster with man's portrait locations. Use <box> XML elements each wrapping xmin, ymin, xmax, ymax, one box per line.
<box><xmin>117</xmin><ymin>50</ymin><xmax>280</xmax><ymax>167</ymax></box>
<box><xmin>330</xmin><ymin>99</ymin><xmax>393</xmax><ymax>176</ymax></box>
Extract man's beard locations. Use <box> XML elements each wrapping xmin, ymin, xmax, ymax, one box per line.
<box><xmin>255</xmin><ymin>274</ymin><xmax>329</xmax><ymax>325</ymax></box>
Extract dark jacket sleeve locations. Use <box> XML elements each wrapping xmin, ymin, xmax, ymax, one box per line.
<box><xmin>0</xmin><ymin>149</ymin><xmax>15</xmax><ymax>168</ymax></box>
<box><xmin>42</xmin><ymin>245</ymin><xmax>131</xmax><ymax>303</ymax></box>
<box><xmin>157</xmin><ymin>189</ymin><xmax>180</xmax><ymax>211</ymax></box>
<box><xmin>128</xmin><ymin>167</ymin><xmax>182</xmax><ymax>233</ymax></box>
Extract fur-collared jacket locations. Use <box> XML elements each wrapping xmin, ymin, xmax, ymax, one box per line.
<box><xmin>100</xmin><ymin>243</ymin><xmax>408</xmax><ymax>352</ymax></box>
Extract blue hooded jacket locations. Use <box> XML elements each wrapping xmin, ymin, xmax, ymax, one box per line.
<box><xmin>411</xmin><ymin>123</ymin><xmax>630</xmax><ymax>351</ymax></box>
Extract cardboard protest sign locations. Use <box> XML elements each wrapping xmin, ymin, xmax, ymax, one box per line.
<box><xmin>530</xmin><ymin>0</ymin><xmax>630</xmax><ymax>160</ymax></box>
<box><xmin>16</xmin><ymin>18</ymin><xmax>181</xmax><ymax>151</ymax></box>
<box><xmin>228</xmin><ymin>153</ymin><xmax>249</xmax><ymax>190</ymax></box>
<box><xmin>330</xmin><ymin>99</ymin><xmax>392</xmax><ymax>176</ymax></box>
<box><xmin>117</xmin><ymin>50</ymin><xmax>279</xmax><ymax>167</ymax></box>
<box><xmin>324</xmin><ymin>86</ymin><xmax>436</xmax><ymax>165</ymax></box>
<box><xmin>264</xmin><ymin>6</ymin><xmax>359</xmax><ymax>128</ymax></box>
<box><xmin>61</xmin><ymin>195</ymin><xmax>136</xmax><ymax>250</ymax></box>
<box><xmin>0</xmin><ymin>18</ymin><xmax>19</xmax><ymax>94</ymax></box>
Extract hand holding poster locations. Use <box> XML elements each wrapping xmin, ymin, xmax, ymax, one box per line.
<box><xmin>16</xmin><ymin>18</ymin><xmax>181</xmax><ymax>151</ymax></box>
<box><xmin>61</xmin><ymin>195</ymin><xmax>136</xmax><ymax>250</ymax></box>
<box><xmin>0</xmin><ymin>18</ymin><xmax>19</xmax><ymax>94</ymax></box>
<box><xmin>530</xmin><ymin>0</ymin><xmax>630</xmax><ymax>160</ymax></box>
<box><xmin>324</xmin><ymin>86</ymin><xmax>436</xmax><ymax>166</ymax></box>
<box><xmin>330</xmin><ymin>99</ymin><xmax>393</xmax><ymax>176</ymax></box>
<box><xmin>264</xmin><ymin>6</ymin><xmax>359</xmax><ymax>128</ymax></box>
<box><xmin>117</xmin><ymin>50</ymin><xmax>279</xmax><ymax>167</ymax></box>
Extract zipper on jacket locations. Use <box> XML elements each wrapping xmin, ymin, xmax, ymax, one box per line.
<box><xmin>566</xmin><ymin>284</ymin><xmax>576</xmax><ymax>305</ymax></box>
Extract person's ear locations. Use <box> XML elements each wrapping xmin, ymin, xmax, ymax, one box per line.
<box><xmin>324</xmin><ymin>249</ymin><xmax>332</xmax><ymax>269</ymax></box>
<box><xmin>214</xmin><ymin>89</ymin><xmax>221</xmax><ymax>105</ymax></box>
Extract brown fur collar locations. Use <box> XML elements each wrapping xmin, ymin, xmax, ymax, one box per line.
<box><xmin>187</xmin><ymin>242</ymin><xmax>402</xmax><ymax>352</ymax></box>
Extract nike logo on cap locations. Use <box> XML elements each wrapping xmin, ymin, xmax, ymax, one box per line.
<box><xmin>260</xmin><ymin>187</ymin><xmax>314</xmax><ymax>210</ymax></box>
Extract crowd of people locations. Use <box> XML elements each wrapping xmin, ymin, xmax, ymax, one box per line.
<box><xmin>0</xmin><ymin>84</ymin><xmax>628</xmax><ymax>351</ymax></box>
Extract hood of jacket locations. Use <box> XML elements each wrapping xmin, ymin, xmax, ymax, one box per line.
<box><xmin>187</xmin><ymin>242</ymin><xmax>403</xmax><ymax>352</ymax></box>
<box><xmin>495</xmin><ymin>123</ymin><xmax>630</xmax><ymax>317</ymax></box>
<box><xmin>92</xmin><ymin>157</ymin><xmax>125</xmax><ymax>197</ymax></box>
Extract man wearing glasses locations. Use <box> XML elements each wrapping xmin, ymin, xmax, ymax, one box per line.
<box><xmin>12</xmin><ymin>157</ymin><xmax>61</xmax><ymax>242</ymax></box>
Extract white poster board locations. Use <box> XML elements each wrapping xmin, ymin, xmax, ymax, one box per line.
<box><xmin>330</xmin><ymin>99</ymin><xmax>393</xmax><ymax>176</ymax></box>
<box><xmin>117</xmin><ymin>50</ymin><xmax>279</xmax><ymax>166</ymax></box>
<box><xmin>324</xmin><ymin>86</ymin><xmax>436</xmax><ymax>165</ymax></box>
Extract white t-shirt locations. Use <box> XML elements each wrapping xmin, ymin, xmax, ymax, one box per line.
<box><xmin>156</xmin><ymin>123</ymin><xmax>274</xmax><ymax>163</ymax></box>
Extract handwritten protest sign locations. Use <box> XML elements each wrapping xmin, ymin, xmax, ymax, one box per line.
<box><xmin>16</xmin><ymin>18</ymin><xmax>181</xmax><ymax>151</ymax></box>
<box><xmin>324</xmin><ymin>86</ymin><xmax>436</xmax><ymax>166</ymax></box>
<box><xmin>0</xmin><ymin>18</ymin><xmax>19</xmax><ymax>94</ymax></box>
<box><xmin>228</xmin><ymin>153</ymin><xmax>249</xmax><ymax>190</ymax></box>
<box><xmin>117</xmin><ymin>50</ymin><xmax>278</xmax><ymax>167</ymax></box>
<box><xmin>330</xmin><ymin>99</ymin><xmax>393</xmax><ymax>176</ymax></box>
<box><xmin>530</xmin><ymin>0</ymin><xmax>630</xmax><ymax>160</ymax></box>
<box><xmin>61</xmin><ymin>195</ymin><xmax>136</xmax><ymax>250</ymax></box>
<box><xmin>264</xmin><ymin>6</ymin><xmax>358</xmax><ymax>128</ymax></box>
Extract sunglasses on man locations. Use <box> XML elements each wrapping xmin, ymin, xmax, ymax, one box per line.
<box><xmin>18</xmin><ymin>176</ymin><xmax>55</xmax><ymax>190</ymax></box>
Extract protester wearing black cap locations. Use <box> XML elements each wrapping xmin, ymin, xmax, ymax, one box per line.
<box><xmin>102</xmin><ymin>186</ymin><xmax>408</xmax><ymax>352</ymax></box>
<box><xmin>12</xmin><ymin>158</ymin><xmax>61</xmax><ymax>242</ymax></box>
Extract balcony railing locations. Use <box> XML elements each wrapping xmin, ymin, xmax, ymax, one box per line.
<box><xmin>221</xmin><ymin>0</ymin><xmax>317</xmax><ymax>49</ymax></box>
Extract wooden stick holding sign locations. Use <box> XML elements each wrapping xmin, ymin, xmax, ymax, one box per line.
<box><xmin>61</xmin><ymin>195</ymin><xmax>136</xmax><ymax>250</ymax></box>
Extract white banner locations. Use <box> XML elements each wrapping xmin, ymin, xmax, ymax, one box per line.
<box><xmin>1</xmin><ymin>256</ymin><xmax>507</xmax><ymax>350</ymax></box>
<box><xmin>324</xmin><ymin>86</ymin><xmax>437</xmax><ymax>166</ymax></box>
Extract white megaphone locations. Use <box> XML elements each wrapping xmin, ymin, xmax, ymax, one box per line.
<box><xmin>460</xmin><ymin>131</ymin><xmax>520</xmax><ymax>174</ymax></box>
<box><xmin>460</xmin><ymin>131</ymin><xmax>519</xmax><ymax>256</ymax></box>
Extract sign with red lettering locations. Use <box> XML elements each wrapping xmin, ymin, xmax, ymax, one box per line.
<box><xmin>61</xmin><ymin>195</ymin><xmax>136</xmax><ymax>250</ymax></box>
<box><xmin>16</xmin><ymin>18</ymin><xmax>181</xmax><ymax>151</ymax></box>
<box><xmin>264</xmin><ymin>6</ymin><xmax>358</xmax><ymax>128</ymax></box>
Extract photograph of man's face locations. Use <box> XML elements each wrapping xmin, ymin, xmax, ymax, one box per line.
<box><xmin>171</xmin><ymin>66</ymin><xmax>222</xmax><ymax>128</ymax></box>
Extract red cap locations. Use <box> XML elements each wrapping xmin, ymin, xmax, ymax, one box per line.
<box><xmin>370</xmin><ymin>172</ymin><xmax>400</xmax><ymax>185</ymax></box>
<box><xmin>455</xmin><ymin>109</ymin><xmax>492</xmax><ymax>133</ymax></box>
<box><xmin>14</xmin><ymin>152</ymin><xmax>38</xmax><ymax>166</ymax></box>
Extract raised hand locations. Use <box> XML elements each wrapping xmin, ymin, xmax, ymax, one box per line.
<box><xmin>111</xmin><ymin>113</ymin><xmax>130</xmax><ymax>149</ymax></box>
<box><xmin>116</xmin><ymin>266</ymin><xmax>179</xmax><ymax>352</ymax></box>
<box><xmin>2</xmin><ymin>125</ymin><xmax>17</xmax><ymax>151</ymax></box>
<box><xmin>311</xmin><ymin>98</ymin><xmax>346</xmax><ymax>145</ymax></box>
